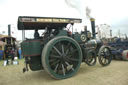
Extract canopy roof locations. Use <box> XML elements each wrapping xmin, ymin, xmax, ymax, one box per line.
<box><xmin>0</xmin><ymin>36</ymin><xmax>16</xmax><ymax>41</ymax></box>
<box><xmin>18</xmin><ymin>16</ymin><xmax>82</xmax><ymax>30</ymax></box>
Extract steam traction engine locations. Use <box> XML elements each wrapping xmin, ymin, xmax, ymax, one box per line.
<box><xmin>0</xmin><ymin>36</ymin><xmax>18</xmax><ymax>61</ymax></box>
<box><xmin>18</xmin><ymin>16</ymin><xmax>112</xmax><ymax>79</ymax></box>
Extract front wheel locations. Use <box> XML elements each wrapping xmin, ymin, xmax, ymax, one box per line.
<box><xmin>98</xmin><ymin>46</ymin><xmax>112</xmax><ymax>66</ymax></box>
<box><xmin>85</xmin><ymin>49</ymin><xmax>97</xmax><ymax>66</ymax></box>
<box><xmin>42</xmin><ymin>36</ymin><xmax>82</xmax><ymax>79</ymax></box>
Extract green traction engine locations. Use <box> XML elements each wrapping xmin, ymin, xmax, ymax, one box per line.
<box><xmin>18</xmin><ymin>16</ymin><xmax>112</xmax><ymax>79</ymax></box>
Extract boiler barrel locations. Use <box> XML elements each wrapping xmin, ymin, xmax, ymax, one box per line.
<box><xmin>85</xmin><ymin>39</ymin><xmax>102</xmax><ymax>49</ymax></box>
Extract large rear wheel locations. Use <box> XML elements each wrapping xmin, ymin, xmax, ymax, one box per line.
<box><xmin>42</xmin><ymin>36</ymin><xmax>82</xmax><ymax>79</ymax></box>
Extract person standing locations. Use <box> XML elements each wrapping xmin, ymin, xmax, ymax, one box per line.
<box><xmin>4</xmin><ymin>47</ymin><xmax>9</xmax><ymax>65</ymax></box>
<box><xmin>34</xmin><ymin>29</ymin><xmax>40</xmax><ymax>39</ymax></box>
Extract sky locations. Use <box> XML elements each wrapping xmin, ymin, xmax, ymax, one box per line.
<box><xmin>0</xmin><ymin>0</ymin><xmax>128</xmax><ymax>40</ymax></box>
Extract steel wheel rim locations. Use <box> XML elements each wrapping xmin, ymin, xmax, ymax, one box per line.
<box><xmin>100</xmin><ymin>47</ymin><xmax>111</xmax><ymax>65</ymax></box>
<box><xmin>42</xmin><ymin>37</ymin><xmax>82</xmax><ymax>79</ymax></box>
<box><xmin>88</xmin><ymin>54</ymin><xmax>96</xmax><ymax>65</ymax></box>
<box><xmin>86</xmin><ymin>50</ymin><xmax>96</xmax><ymax>66</ymax></box>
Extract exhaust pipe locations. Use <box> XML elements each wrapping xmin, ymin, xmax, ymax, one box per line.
<box><xmin>8</xmin><ymin>24</ymin><xmax>11</xmax><ymax>36</ymax></box>
<box><xmin>90</xmin><ymin>18</ymin><xmax>96</xmax><ymax>39</ymax></box>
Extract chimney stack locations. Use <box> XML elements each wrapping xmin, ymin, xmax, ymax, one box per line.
<box><xmin>90</xmin><ymin>18</ymin><xmax>96</xmax><ymax>39</ymax></box>
<box><xmin>8</xmin><ymin>24</ymin><xmax>11</xmax><ymax>36</ymax></box>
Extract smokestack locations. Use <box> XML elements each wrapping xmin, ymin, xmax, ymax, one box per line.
<box><xmin>110</xmin><ymin>29</ymin><xmax>112</xmax><ymax>38</ymax></box>
<box><xmin>90</xmin><ymin>18</ymin><xmax>96</xmax><ymax>39</ymax></box>
<box><xmin>8</xmin><ymin>24</ymin><xmax>11</xmax><ymax>36</ymax></box>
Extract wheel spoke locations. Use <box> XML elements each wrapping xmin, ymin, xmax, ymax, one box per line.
<box><xmin>88</xmin><ymin>57</ymin><xmax>94</xmax><ymax>63</ymax></box>
<box><xmin>68</xmin><ymin>57</ymin><xmax>78</xmax><ymax>62</ymax></box>
<box><xmin>106</xmin><ymin>53</ymin><xmax>110</xmax><ymax>57</ymax></box>
<box><xmin>53</xmin><ymin>46</ymin><xmax>62</xmax><ymax>55</ymax></box>
<box><xmin>49</xmin><ymin>59</ymin><xmax>56</xmax><ymax>63</ymax></box>
<box><xmin>66</xmin><ymin>54</ymin><xmax>72</xmax><ymax>58</ymax></box>
<box><xmin>104</xmin><ymin>58</ymin><xmax>107</xmax><ymax>64</ymax></box>
<box><xmin>101</xmin><ymin>51</ymin><xmax>105</xmax><ymax>56</ymax></box>
<box><xmin>64</xmin><ymin>63</ymin><xmax>68</xmax><ymax>72</ymax></box>
<box><xmin>101</xmin><ymin>56</ymin><xmax>104</xmax><ymax>61</ymax></box>
<box><xmin>65</xmin><ymin>61</ymin><xmax>74</xmax><ymax>71</ymax></box>
<box><xmin>70</xmin><ymin>49</ymin><xmax>78</xmax><ymax>54</ymax></box>
<box><xmin>62</xmin><ymin>44</ymin><xmax>65</xmax><ymax>54</ymax></box>
<box><xmin>106</xmin><ymin>59</ymin><xmax>108</xmax><ymax>64</ymax></box>
<box><xmin>50</xmin><ymin>55</ymin><xmax>60</xmax><ymax>58</ymax></box>
<box><xmin>50</xmin><ymin>59</ymin><xmax>60</xmax><ymax>66</ymax></box>
<box><xmin>62</xmin><ymin>64</ymin><xmax>65</xmax><ymax>76</ymax></box>
<box><xmin>65</xmin><ymin>42</ymin><xmax>71</xmax><ymax>51</ymax></box>
<box><xmin>65</xmin><ymin>49</ymin><xmax>69</xmax><ymax>55</ymax></box>
<box><xmin>54</xmin><ymin>64</ymin><xmax>59</xmax><ymax>72</ymax></box>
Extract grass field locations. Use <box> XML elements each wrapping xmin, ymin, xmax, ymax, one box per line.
<box><xmin>0</xmin><ymin>59</ymin><xmax>128</xmax><ymax>85</ymax></box>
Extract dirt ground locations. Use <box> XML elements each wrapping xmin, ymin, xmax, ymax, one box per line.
<box><xmin>0</xmin><ymin>59</ymin><xmax>128</xmax><ymax>85</ymax></box>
